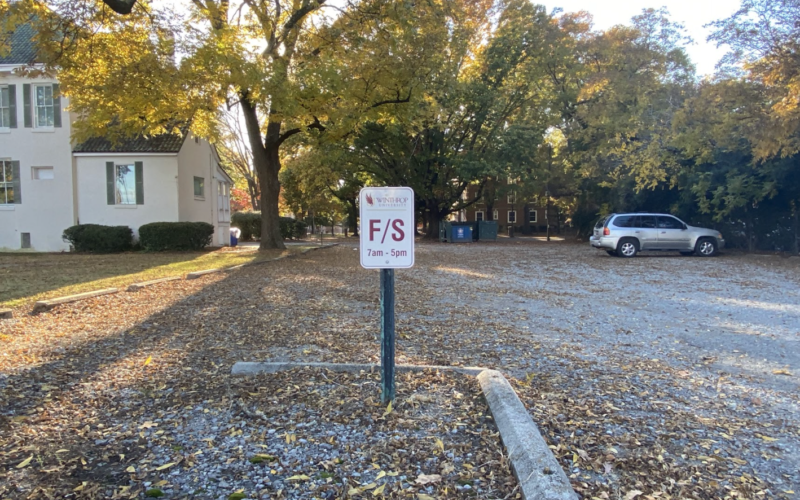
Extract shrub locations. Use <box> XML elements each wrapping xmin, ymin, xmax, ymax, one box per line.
<box><xmin>231</xmin><ymin>211</ymin><xmax>261</xmax><ymax>240</ymax></box>
<box><xmin>231</xmin><ymin>211</ymin><xmax>307</xmax><ymax>240</ymax></box>
<box><xmin>279</xmin><ymin>217</ymin><xmax>307</xmax><ymax>240</ymax></box>
<box><xmin>138</xmin><ymin>222</ymin><xmax>214</xmax><ymax>251</ymax></box>
<box><xmin>62</xmin><ymin>224</ymin><xmax>133</xmax><ymax>253</ymax></box>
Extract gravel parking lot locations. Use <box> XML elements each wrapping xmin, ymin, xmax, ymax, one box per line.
<box><xmin>1</xmin><ymin>240</ymin><xmax>798</xmax><ymax>498</ymax></box>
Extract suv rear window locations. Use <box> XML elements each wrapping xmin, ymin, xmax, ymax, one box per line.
<box><xmin>639</xmin><ymin>215</ymin><xmax>657</xmax><ymax>228</ymax></box>
<box><xmin>657</xmin><ymin>216</ymin><xmax>684</xmax><ymax>229</ymax></box>
<box><xmin>612</xmin><ymin>215</ymin><xmax>636</xmax><ymax>228</ymax></box>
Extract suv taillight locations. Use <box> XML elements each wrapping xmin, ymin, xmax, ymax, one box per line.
<box><xmin>603</xmin><ymin>227</ymin><xmax>610</xmax><ymax>236</ymax></box>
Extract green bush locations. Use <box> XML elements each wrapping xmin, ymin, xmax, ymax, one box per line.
<box><xmin>62</xmin><ymin>224</ymin><xmax>133</xmax><ymax>253</ymax></box>
<box><xmin>231</xmin><ymin>211</ymin><xmax>307</xmax><ymax>240</ymax></box>
<box><xmin>280</xmin><ymin>217</ymin><xmax>308</xmax><ymax>239</ymax></box>
<box><xmin>231</xmin><ymin>211</ymin><xmax>261</xmax><ymax>240</ymax></box>
<box><xmin>138</xmin><ymin>222</ymin><xmax>214</xmax><ymax>251</ymax></box>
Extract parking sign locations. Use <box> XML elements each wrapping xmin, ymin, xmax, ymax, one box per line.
<box><xmin>359</xmin><ymin>187</ymin><xmax>415</xmax><ymax>269</ymax></box>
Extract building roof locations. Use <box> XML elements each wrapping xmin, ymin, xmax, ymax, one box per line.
<box><xmin>0</xmin><ymin>22</ymin><xmax>38</xmax><ymax>65</ymax></box>
<box><xmin>73</xmin><ymin>127</ymin><xmax>189</xmax><ymax>154</ymax></box>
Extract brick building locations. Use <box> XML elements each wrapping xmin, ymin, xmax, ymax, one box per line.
<box><xmin>460</xmin><ymin>184</ymin><xmax>549</xmax><ymax>234</ymax></box>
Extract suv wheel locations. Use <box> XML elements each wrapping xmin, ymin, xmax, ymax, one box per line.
<box><xmin>696</xmin><ymin>238</ymin><xmax>718</xmax><ymax>257</ymax></box>
<box><xmin>617</xmin><ymin>238</ymin><xmax>639</xmax><ymax>258</ymax></box>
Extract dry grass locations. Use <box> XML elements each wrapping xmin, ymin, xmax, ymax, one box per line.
<box><xmin>0</xmin><ymin>246</ymin><xmax>309</xmax><ymax>308</ymax></box>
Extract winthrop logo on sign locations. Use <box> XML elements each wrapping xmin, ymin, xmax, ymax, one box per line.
<box><xmin>359</xmin><ymin>187</ymin><xmax>415</xmax><ymax>269</ymax></box>
<box><xmin>367</xmin><ymin>195</ymin><xmax>410</xmax><ymax>208</ymax></box>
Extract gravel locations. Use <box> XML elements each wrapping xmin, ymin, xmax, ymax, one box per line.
<box><xmin>1</xmin><ymin>240</ymin><xmax>798</xmax><ymax>499</ymax></box>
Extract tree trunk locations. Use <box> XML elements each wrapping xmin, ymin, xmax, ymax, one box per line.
<box><xmin>745</xmin><ymin>207</ymin><xmax>755</xmax><ymax>253</ymax></box>
<box><xmin>793</xmin><ymin>200</ymin><xmax>799</xmax><ymax>255</ymax></box>
<box><xmin>258</xmin><ymin>144</ymin><xmax>285</xmax><ymax>250</ymax></box>
<box><xmin>347</xmin><ymin>198</ymin><xmax>359</xmax><ymax>237</ymax></box>
<box><xmin>247</xmin><ymin>177</ymin><xmax>260</xmax><ymax>211</ymax></box>
<box><xmin>241</xmin><ymin>97</ymin><xmax>285</xmax><ymax>250</ymax></box>
<box><xmin>425</xmin><ymin>200</ymin><xmax>443</xmax><ymax>239</ymax></box>
<box><xmin>556</xmin><ymin>207</ymin><xmax>562</xmax><ymax>234</ymax></box>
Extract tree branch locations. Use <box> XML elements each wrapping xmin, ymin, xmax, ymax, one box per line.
<box><xmin>277</xmin><ymin>117</ymin><xmax>326</xmax><ymax>146</ymax></box>
<box><xmin>102</xmin><ymin>0</ymin><xmax>138</xmax><ymax>14</ymax></box>
<box><xmin>371</xmin><ymin>89</ymin><xmax>413</xmax><ymax>108</ymax></box>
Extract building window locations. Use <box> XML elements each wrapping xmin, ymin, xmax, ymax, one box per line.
<box><xmin>194</xmin><ymin>176</ymin><xmax>205</xmax><ymax>198</ymax></box>
<box><xmin>528</xmin><ymin>209</ymin><xmax>537</xmax><ymax>223</ymax></box>
<box><xmin>34</xmin><ymin>85</ymin><xmax>55</xmax><ymax>128</ymax></box>
<box><xmin>508</xmin><ymin>210</ymin><xmax>517</xmax><ymax>223</ymax></box>
<box><xmin>106</xmin><ymin>161</ymin><xmax>142</xmax><ymax>206</ymax></box>
<box><xmin>0</xmin><ymin>160</ymin><xmax>17</xmax><ymax>204</ymax></box>
<box><xmin>115</xmin><ymin>164</ymin><xmax>136</xmax><ymax>205</ymax></box>
<box><xmin>32</xmin><ymin>166</ymin><xmax>54</xmax><ymax>180</ymax></box>
<box><xmin>493</xmin><ymin>209</ymin><xmax>498</xmax><ymax>221</ymax></box>
<box><xmin>475</xmin><ymin>211</ymin><xmax>484</xmax><ymax>222</ymax></box>
<box><xmin>507</xmin><ymin>191</ymin><xmax>517</xmax><ymax>204</ymax></box>
<box><xmin>0</xmin><ymin>86</ymin><xmax>10</xmax><ymax>128</ymax></box>
<box><xmin>218</xmin><ymin>181</ymin><xmax>230</xmax><ymax>223</ymax></box>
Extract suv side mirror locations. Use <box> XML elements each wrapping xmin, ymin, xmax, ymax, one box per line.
<box><xmin>682</xmin><ymin>224</ymin><xmax>688</xmax><ymax>230</ymax></box>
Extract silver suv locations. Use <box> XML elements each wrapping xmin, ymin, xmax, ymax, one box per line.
<box><xmin>590</xmin><ymin>213</ymin><xmax>725</xmax><ymax>257</ymax></box>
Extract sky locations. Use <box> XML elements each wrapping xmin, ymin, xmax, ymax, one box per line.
<box><xmin>539</xmin><ymin>0</ymin><xmax>742</xmax><ymax>76</ymax></box>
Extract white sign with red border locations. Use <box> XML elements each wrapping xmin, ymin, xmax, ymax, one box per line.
<box><xmin>359</xmin><ymin>187</ymin><xmax>415</xmax><ymax>269</ymax></box>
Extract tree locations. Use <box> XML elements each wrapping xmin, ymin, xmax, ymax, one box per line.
<box><xmin>331</xmin><ymin>0</ymin><xmax>565</xmax><ymax>237</ymax></box>
<box><xmin>6</xmin><ymin>0</ymin><xmax>451</xmax><ymax>249</ymax></box>
<box><xmin>709</xmin><ymin>0</ymin><xmax>800</xmax><ymax>158</ymax></box>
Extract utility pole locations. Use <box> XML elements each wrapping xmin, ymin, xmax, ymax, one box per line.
<box><xmin>546</xmin><ymin>144</ymin><xmax>552</xmax><ymax>242</ymax></box>
<box><xmin>545</xmin><ymin>188</ymin><xmax>550</xmax><ymax>242</ymax></box>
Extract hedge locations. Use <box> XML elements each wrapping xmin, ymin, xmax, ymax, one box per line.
<box><xmin>231</xmin><ymin>211</ymin><xmax>261</xmax><ymax>240</ymax></box>
<box><xmin>231</xmin><ymin>211</ymin><xmax>307</xmax><ymax>240</ymax></box>
<box><xmin>138</xmin><ymin>222</ymin><xmax>215</xmax><ymax>251</ymax></box>
<box><xmin>62</xmin><ymin>224</ymin><xmax>133</xmax><ymax>253</ymax></box>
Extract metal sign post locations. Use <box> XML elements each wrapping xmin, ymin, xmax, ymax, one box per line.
<box><xmin>380</xmin><ymin>268</ymin><xmax>395</xmax><ymax>403</ymax></box>
<box><xmin>359</xmin><ymin>187</ymin><xmax>415</xmax><ymax>404</ymax></box>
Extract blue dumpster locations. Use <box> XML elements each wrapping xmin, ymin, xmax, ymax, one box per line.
<box><xmin>230</xmin><ymin>227</ymin><xmax>241</xmax><ymax>247</ymax></box>
<box><xmin>451</xmin><ymin>224</ymin><xmax>473</xmax><ymax>242</ymax></box>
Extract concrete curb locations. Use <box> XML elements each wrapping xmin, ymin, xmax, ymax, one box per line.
<box><xmin>32</xmin><ymin>288</ymin><xmax>119</xmax><ymax>314</ymax></box>
<box><xmin>477</xmin><ymin>370</ymin><xmax>578</xmax><ymax>500</ymax></box>
<box><xmin>231</xmin><ymin>361</ymin><xmax>577</xmax><ymax>500</ymax></box>
<box><xmin>231</xmin><ymin>361</ymin><xmax>486</xmax><ymax>376</ymax></box>
<box><xmin>127</xmin><ymin>276</ymin><xmax>182</xmax><ymax>291</ymax></box>
<box><xmin>216</xmin><ymin>243</ymin><xmax>339</xmax><ymax>271</ymax></box>
<box><xmin>300</xmin><ymin>243</ymin><xmax>339</xmax><ymax>254</ymax></box>
<box><xmin>238</xmin><ymin>254</ymin><xmax>291</xmax><ymax>268</ymax></box>
<box><xmin>0</xmin><ymin>308</ymin><xmax>13</xmax><ymax>319</ymax></box>
<box><xmin>186</xmin><ymin>268</ymin><xmax>222</xmax><ymax>280</ymax></box>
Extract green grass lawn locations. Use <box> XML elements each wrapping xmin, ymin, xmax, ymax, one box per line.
<box><xmin>0</xmin><ymin>247</ymin><xmax>306</xmax><ymax>308</ymax></box>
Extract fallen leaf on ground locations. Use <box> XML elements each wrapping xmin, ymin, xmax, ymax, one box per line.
<box><xmin>415</xmin><ymin>474</ymin><xmax>442</xmax><ymax>485</ymax></box>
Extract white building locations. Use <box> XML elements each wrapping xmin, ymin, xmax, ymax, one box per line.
<box><xmin>0</xmin><ymin>24</ymin><xmax>232</xmax><ymax>252</ymax></box>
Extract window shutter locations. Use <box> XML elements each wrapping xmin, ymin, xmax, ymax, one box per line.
<box><xmin>53</xmin><ymin>84</ymin><xmax>62</xmax><ymax>128</ymax></box>
<box><xmin>106</xmin><ymin>162</ymin><xmax>116</xmax><ymax>205</ymax></box>
<box><xmin>22</xmin><ymin>84</ymin><xmax>31</xmax><ymax>128</ymax></box>
<box><xmin>135</xmin><ymin>161</ymin><xmax>144</xmax><ymax>205</ymax></box>
<box><xmin>11</xmin><ymin>161</ymin><xmax>21</xmax><ymax>204</ymax></box>
<box><xmin>8</xmin><ymin>85</ymin><xmax>16</xmax><ymax>128</ymax></box>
